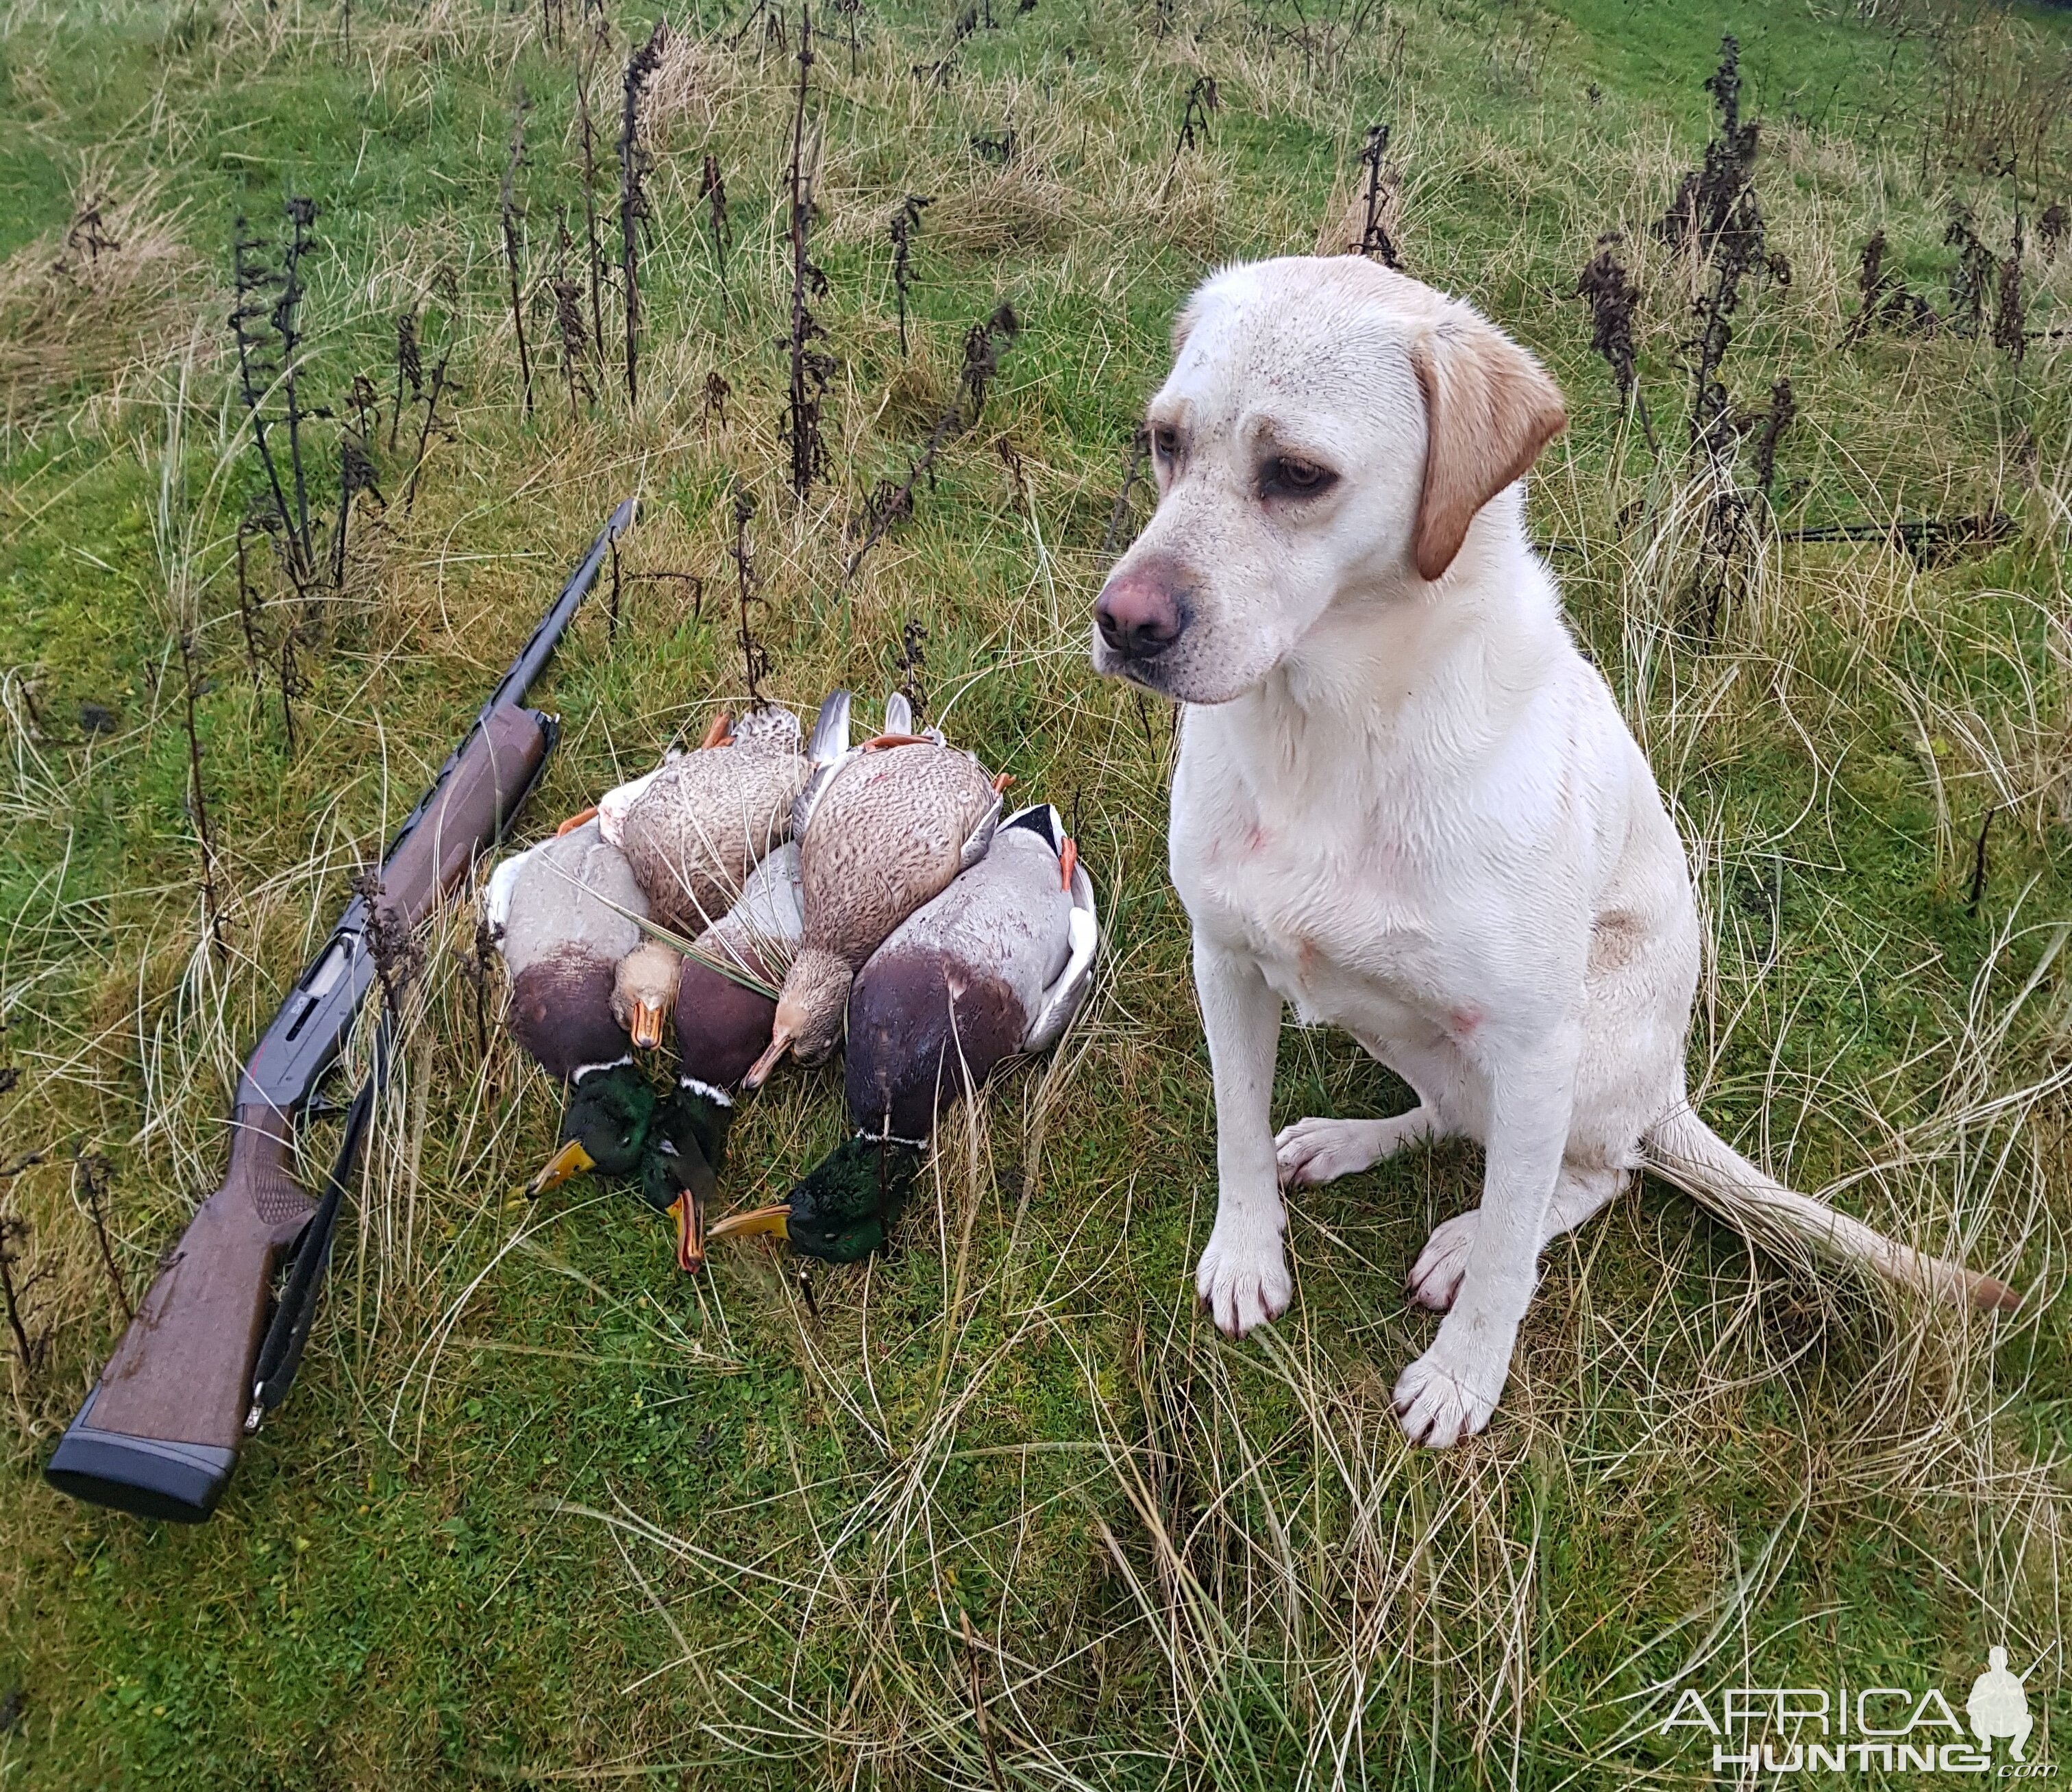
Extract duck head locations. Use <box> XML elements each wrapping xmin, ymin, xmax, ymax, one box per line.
<box><xmin>612</xmin><ymin>938</ymin><xmax>682</xmax><ymax>1049</ymax></box>
<box><xmin>669</xmin><ymin>1078</ymin><xmax>734</xmax><ymax>1172</ymax></box>
<box><xmin>740</xmin><ymin>944</ymin><xmax>852</xmax><ymax>1091</ymax></box>
<box><xmin>529</xmin><ymin>1062</ymin><xmax>658</xmax><ymax>1193</ymax></box>
<box><xmin>641</xmin><ymin>1084</ymin><xmax>721</xmax><ymax>1271</ymax></box>
<box><xmin>706</xmin><ymin>1134</ymin><xmax>924</xmax><ymax>1263</ymax></box>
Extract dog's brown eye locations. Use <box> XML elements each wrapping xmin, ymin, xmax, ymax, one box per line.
<box><xmin>1152</xmin><ymin>426</ymin><xmax>1179</xmax><ymax>460</ymax></box>
<box><xmin>1264</xmin><ymin>456</ymin><xmax>1335</xmax><ymax>497</ymax></box>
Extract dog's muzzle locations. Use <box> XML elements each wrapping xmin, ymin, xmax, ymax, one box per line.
<box><xmin>1093</xmin><ymin>562</ymin><xmax>1187</xmax><ymax>675</ymax></box>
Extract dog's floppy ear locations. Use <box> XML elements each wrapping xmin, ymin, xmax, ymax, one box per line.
<box><xmin>1409</xmin><ymin>315</ymin><xmax>1566</xmax><ymax>582</ymax></box>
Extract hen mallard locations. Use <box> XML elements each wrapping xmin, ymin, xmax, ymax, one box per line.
<box><xmin>713</xmin><ymin>804</ymin><xmax>1096</xmax><ymax>1260</ymax></box>
<box><xmin>602</xmin><ymin>695</ymin><xmax>849</xmax><ymax>938</ymax></box>
<box><xmin>741</xmin><ymin>700</ymin><xmax>1002</xmax><ymax>1091</ymax></box>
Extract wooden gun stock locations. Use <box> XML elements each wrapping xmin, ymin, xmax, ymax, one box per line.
<box><xmin>45</xmin><ymin>704</ymin><xmax>552</xmax><ymax>1523</ymax></box>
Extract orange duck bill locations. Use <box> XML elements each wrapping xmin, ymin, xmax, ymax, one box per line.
<box><xmin>628</xmin><ymin>1000</ymin><xmax>667</xmax><ymax>1049</ymax></box>
<box><xmin>739</xmin><ymin>1026</ymin><xmax>795</xmax><ymax>1093</ymax></box>
<box><xmin>669</xmin><ymin>1191</ymin><xmax>706</xmax><ymax>1272</ymax></box>
<box><xmin>529</xmin><ymin>1138</ymin><xmax>595</xmax><ymax>1196</ymax></box>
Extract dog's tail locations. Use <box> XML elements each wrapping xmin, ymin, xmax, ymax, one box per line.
<box><xmin>1640</xmin><ymin>1103</ymin><xmax>2020</xmax><ymax>1312</ymax></box>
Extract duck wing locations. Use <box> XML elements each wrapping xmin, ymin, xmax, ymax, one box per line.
<box><xmin>694</xmin><ymin>839</ymin><xmax>803</xmax><ymax>989</ymax></box>
<box><xmin>597</xmin><ymin>754</ymin><xmax>677</xmax><ymax>845</ymax></box>
<box><xmin>958</xmin><ymin>784</ymin><xmax>1004</xmax><ymax>872</ymax></box>
<box><xmin>789</xmin><ymin>688</ymin><xmax>856</xmax><ymax>840</ymax></box>
<box><xmin>483</xmin><ymin>839</ymin><xmax>540</xmax><ymax>941</ymax></box>
<box><xmin>1020</xmin><ymin>838</ymin><xmax>1099</xmax><ymax>1054</ymax></box>
<box><xmin>807</xmin><ymin>688</ymin><xmax>852</xmax><ymax>763</ymax></box>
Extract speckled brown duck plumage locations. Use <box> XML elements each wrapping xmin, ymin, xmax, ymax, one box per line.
<box><xmin>741</xmin><ymin>714</ymin><xmax>1003</xmax><ymax>1090</ymax></box>
<box><xmin>603</xmin><ymin>701</ymin><xmax>823</xmax><ymax>936</ymax></box>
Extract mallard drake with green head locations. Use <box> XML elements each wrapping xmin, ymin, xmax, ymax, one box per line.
<box><xmin>527</xmin><ymin>1071</ymin><xmax>718</xmax><ymax>1271</ymax></box>
<box><xmin>712</xmin><ymin>803</ymin><xmax>1097</xmax><ymax>1262</ymax></box>
<box><xmin>485</xmin><ymin>820</ymin><xmax>715</xmax><ymax>1268</ymax></box>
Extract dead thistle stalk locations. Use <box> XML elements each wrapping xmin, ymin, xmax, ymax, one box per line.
<box><xmin>1159</xmin><ymin>75</ymin><xmax>1218</xmax><ymax>196</ymax></box>
<box><xmin>730</xmin><ymin>482</ymin><xmax>771</xmax><ymax>707</ymax></box>
<box><xmin>576</xmin><ymin>35</ymin><xmax>608</xmax><ymax>375</ymax></box>
<box><xmin>1103</xmin><ymin>426</ymin><xmax>1150</xmax><ymax>555</ymax></box>
<box><xmin>1350</xmin><ymin>123</ymin><xmax>1399</xmax><ymax>266</ymax></box>
<box><xmin>1575</xmin><ymin>232</ymin><xmax>1657</xmax><ymax>457</ymax></box>
<box><xmin>500</xmin><ymin>89</ymin><xmax>536</xmax><ymax>419</ymax></box>
<box><xmin>846</xmin><ymin>305</ymin><xmax>1020</xmax><ymax>580</ymax></box>
<box><xmin>0</xmin><ymin>1214</ymin><xmax>46</xmax><ymax>1380</ymax></box>
<box><xmin>700</xmin><ymin>152</ymin><xmax>732</xmax><ymax>308</ymax></box>
<box><xmin>552</xmin><ymin>208</ymin><xmax>596</xmax><ymax>424</ymax></box>
<box><xmin>890</xmin><ymin>194</ymin><xmax>933</xmax><ymax>358</ymax></box>
<box><xmin>75</xmin><ymin>1148</ymin><xmax>130</xmax><ymax>1324</ymax></box>
<box><xmin>177</xmin><ymin>631</ymin><xmax>228</xmax><ymax>962</ymax></box>
<box><xmin>780</xmin><ymin>5</ymin><xmax>835</xmax><ymax>501</ymax></box>
<box><xmin>618</xmin><ymin>22</ymin><xmax>667</xmax><ymax>406</ymax></box>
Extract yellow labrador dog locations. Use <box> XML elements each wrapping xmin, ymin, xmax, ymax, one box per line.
<box><xmin>1092</xmin><ymin>256</ymin><xmax>2014</xmax><ymax>1449</ymax></box>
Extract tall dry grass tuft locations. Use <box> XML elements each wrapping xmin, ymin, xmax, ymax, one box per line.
<box><xmin>0</xmin><ymin>177</ymin><xmax>207</xmax><ymax>444</ymax></box>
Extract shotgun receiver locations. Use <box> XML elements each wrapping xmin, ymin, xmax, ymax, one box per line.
<box><xmin>45</xmin><ymin>497</ymin><xmax>637</xmax><ymax>1523</ymax></box>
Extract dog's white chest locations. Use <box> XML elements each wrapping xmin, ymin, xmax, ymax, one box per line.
<box><xmin>1170</xmin><ymin>751</ymin><xmax>1446</xmax><ymax>1030</ymax></box>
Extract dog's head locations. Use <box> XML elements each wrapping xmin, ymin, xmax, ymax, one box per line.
<box><xmin>1091</xmin><ymin>256</ymin><xmax>1566</xmax><ymax>704</ymax></box>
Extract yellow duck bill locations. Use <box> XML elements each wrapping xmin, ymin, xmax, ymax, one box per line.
<box><xmin>528</xmin><ymin>1138</ymin><xmax>595</xmax><ymax>1195</ymax></box>
<box><xmin>704</xmin><ymin>1203</ymin><xmax>791</xmax><ymax>1244</ymax></box>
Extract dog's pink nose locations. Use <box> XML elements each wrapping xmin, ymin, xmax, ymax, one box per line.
<box><xmin>1095</xmin><ymin>564</ymin><xmax>1184</xmax><ymax>660</ymax></box>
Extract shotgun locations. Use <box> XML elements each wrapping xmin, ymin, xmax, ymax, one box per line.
<box><xmin>45</xmin><ymin>497</ymin><xmax>637</xmax><ymax>1523</ymax></box>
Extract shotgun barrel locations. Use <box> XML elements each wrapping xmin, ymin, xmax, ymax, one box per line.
<box><xmin>45</xmin><ymin>498</ymin><xmax>637</xmax><ymax>1523</ymax></box>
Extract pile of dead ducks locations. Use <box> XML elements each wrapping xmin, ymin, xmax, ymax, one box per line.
<box><xmin>484</xmin><ymin>690</ymin><xmax>1098</xmax><ymax>1272</ymax></box>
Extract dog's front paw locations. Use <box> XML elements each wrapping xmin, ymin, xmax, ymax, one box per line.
<box><xmin>1196</xmin><ymin>1222</ymin><xmax>1292</xmax><ymax>1338</ymax></box>
<box><xmin>1407</xmin><ymin>1210</ymin><xmax>1479</xmax><ymax>1311</ymax></box>
<box><xmin>1274</xmin><ymin>1110</ymin><xmax>1429</xmax><ymax>1186</ymax></box>
<box><xmin>1392</xmin><ymin>1333</ymin><xmax>1507</xmax><ymax>1448</ymax></box>
<box><xmin>1275</xmin><ymin>1117</ymin><xmax>1379</xmax><ymax>1186</ymax></box>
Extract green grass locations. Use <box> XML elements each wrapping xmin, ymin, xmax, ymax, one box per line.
<box><xmin>2</xmin><ymin>0</ymin><xmax>2071</xmax><ymax>1783</ymax></box>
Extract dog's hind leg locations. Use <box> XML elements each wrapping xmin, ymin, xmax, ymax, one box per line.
<box><xmin>1406</xmin><ymin>1162</ymin><xmax>1623</xmax><ymax>1312</ymax></box>
<box><xmin>1276</xmin><ymin>1107</ymin><xmax>1439</xmax><ymax>1187</ymax></box>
